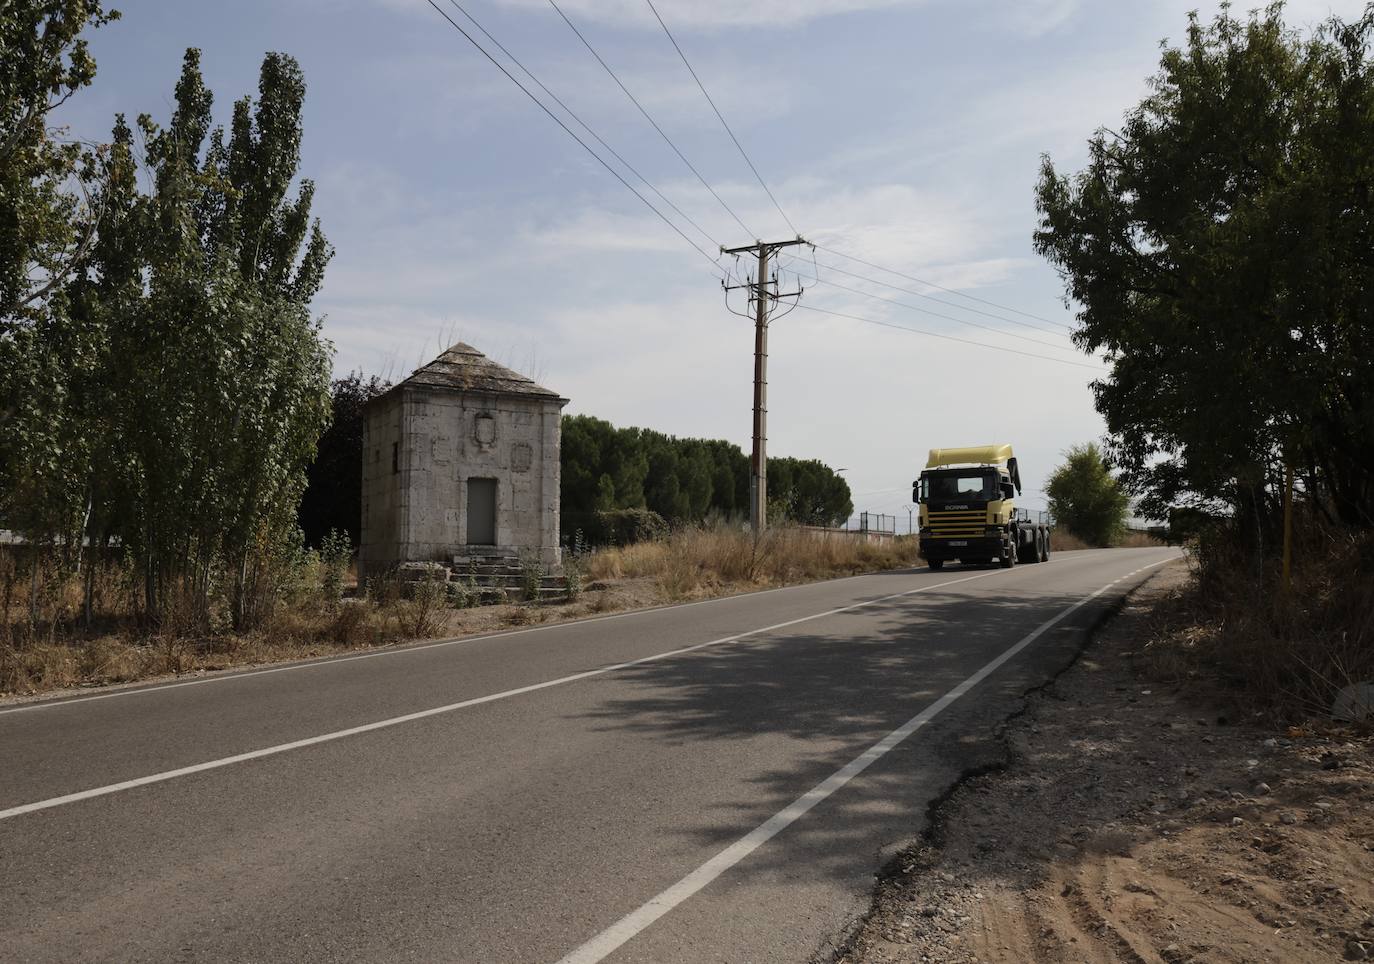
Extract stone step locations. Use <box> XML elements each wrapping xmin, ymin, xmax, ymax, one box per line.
<box><xmin>461</xmin><ymin>572</ymin><xmax>564</xmax><ymax>585</ymax></box>
<box><xmin>472</xmin><ymin>585</ymin><xmax>570</xmax><ymax>603</ymax></box>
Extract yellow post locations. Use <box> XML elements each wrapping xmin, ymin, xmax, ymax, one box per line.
<box><xmin>1282</xmin><ymin>458</ymin><xmax>1294</xmax><ymax>592</ymax></box>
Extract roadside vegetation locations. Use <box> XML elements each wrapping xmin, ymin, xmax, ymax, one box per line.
<box><xmin>1036</xmin><ymin>4</ymin><xmax>1374</xmax><ymax>719</ymax></box>
<box><xmin>585</xmin><ymin>524</ymin><xmax>917</xmax><ymax>599</ymax></box>
<box><xmin>1044</xmin><ymin>442</ymin><xmax>1129</xmax><ymax>547</ymax></box>
<box><xmin>0</xmin><ymin>524</ymin><xmax>917</xmax><ymax>697</ymax></box>
<box><xmin>2</xmin><ymin>6</ymin><xmax>333</xmax><ymax>636</ymax></box>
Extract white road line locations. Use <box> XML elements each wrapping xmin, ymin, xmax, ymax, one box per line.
<box><xmin>554</xmin><ymin>557</ymin><xmax>1177</xmax><ymax>964</ymax></box>
<box><xmin>0</xmin><ymin>547</ymin><xmax>1163</xmax><ymax>717</ymax></box>
<box><xmin>0</xmin><ymin>570</ymin><xmax>907</xmax><ymax>716</ymax></box>
<box><xmin>0</xmin><ymin>569</ymin><xmax>1012</xmax><ymax>821</ymax></box>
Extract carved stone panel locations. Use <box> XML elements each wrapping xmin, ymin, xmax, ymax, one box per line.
<box><xmin>473</xmin><ymin>412</ymin><xmax>497</xmax><ymax>448</ymax></box>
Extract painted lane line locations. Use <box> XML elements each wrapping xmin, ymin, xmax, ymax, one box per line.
<box><xmin>0</xmin><ymin>569</ymin><xmax>1010</xmax><ymax>821</ymax></box>
<box><xmin>554</xmin><ymin>557</ymin><xmax>1178</xmax><ymax>964</ymax></box>
<box><xmin>0</xmin><ymin>547</ymin><xmax>1170</xmax><ymax>717</ymax></box>
<box><xmin>0</xmin><ymin>564</ymin><xmax>966</xmax><ymax>717</ymax></box>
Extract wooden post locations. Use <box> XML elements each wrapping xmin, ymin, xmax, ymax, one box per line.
<box><xmin>1282</xmin><ymin>457</ymin><xmax>1294</xmax><ymax>592</ymax></box>
<box><xmin>722</xmin><ymin>237</ymin><xmax>807</xmax><ymax>538</ymax></box>
<box><xmin>750</xmin><ymin>245</ymin><xmax>769</xmax><ymax>537</ymax></box>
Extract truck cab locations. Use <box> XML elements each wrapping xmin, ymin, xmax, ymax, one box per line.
<box><xmin>914</xmin><ymin>444</ymin><xmax>1050</xmax><ymax>570</ymax></box>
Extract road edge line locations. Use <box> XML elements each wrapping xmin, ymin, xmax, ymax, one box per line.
<box><xmin>553</xmin><ymin>557</ymin><xmax>1178</xmax><ymax>964</ymax></box>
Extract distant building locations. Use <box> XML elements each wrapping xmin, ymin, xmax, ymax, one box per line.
<box><xmin>359</xmin><ymin>343</ymin><xmax>568</xmax><ymax>579</ymax></box>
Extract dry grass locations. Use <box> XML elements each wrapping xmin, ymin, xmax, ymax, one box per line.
<box><xmin>585</xmin><ymin>524</ymin><xmax>919</xmax><ymax>601</ymax></box>
<box><xmin>1046</xmin><ymin>528</ymin><xmax>1163</xmax><ymax>551</ymax></box>
<box><xmin>0</xmin><ymin>524</ymin><xmax>917</xmax><ymax>700</ymax></box>
<box><xmin>1142</xmin><ymin>523</ymin><xmax>1374</xmax><ymax>721</ymax></box>
<box><xmin>1048</xmin><ymin>529</ymin><xmax>1091</xmax><ymax>551</ymax></box>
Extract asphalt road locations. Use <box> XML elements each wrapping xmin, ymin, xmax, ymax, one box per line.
<box><xmin>0</xmin><ymin>546</ymin><xmax>1180</xmax><ymax>963</ymax></box>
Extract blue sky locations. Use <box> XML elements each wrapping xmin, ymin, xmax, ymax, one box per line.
<box><xmin>56</xmin><ymin>0</ymin><xmax>1365</xmax><ymax>522</ymax></box>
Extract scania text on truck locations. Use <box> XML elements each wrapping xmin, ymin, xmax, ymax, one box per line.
<box><xmin>913</xmin><ymin>444</ymin><xmax>1051</xmax><ymax>570</ymax></box>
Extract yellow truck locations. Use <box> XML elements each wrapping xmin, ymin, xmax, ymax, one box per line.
<box><xmin>913</xmin><ymin>444</ymin><xmax>1051</xmax><ymax>570</ymax></box>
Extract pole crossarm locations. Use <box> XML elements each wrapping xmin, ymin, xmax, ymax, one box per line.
<box><xmin>721</xmin><ymin>237</ymin><xmax>809</xmax><ymax>256</ymax></box>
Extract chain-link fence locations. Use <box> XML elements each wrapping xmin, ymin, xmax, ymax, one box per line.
<box><xmin>857</xmin><ymin>511</ymin><xmax>897</xmax><ymax>535</ymax></box>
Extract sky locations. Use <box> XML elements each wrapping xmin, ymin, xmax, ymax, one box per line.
<box><xmin>54</xmin><ymin>0</ymin><xmax>1368</xmax><ymax>525</ymax></box>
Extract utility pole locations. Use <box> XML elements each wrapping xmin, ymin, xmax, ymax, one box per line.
<box><xmin>723</xmin><ymin>237</ymin><xmax>807</xmax><ymax>537</ymax></box>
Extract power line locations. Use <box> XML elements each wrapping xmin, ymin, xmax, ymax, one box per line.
<box><xmin>421</xmin><ymin>0</ymin><xmax>725</xmax><ymax>276</ymax></box>
<box><xmin>643</xmin><ymin>0</ymin><xmax>799</xmax><ymax>237</ymax></box>
<box><xmin>792</xmin><ymin>303</ymin><xmax>1104</xmax><ymax>371</ymax></box>
<box><xmin>812</xmin><ymin>241</ymin><xmax>1075</xmax><ymax>332</ymax></box>
<box><xmin>546</xmin><ymin>0</ymin><xmax>756</xmax><ymax>240</ymax></box>
<box><xmin>781</xmin><ymin>255</ymin><xmax>1078</xmax><ymax>353</ymax></box>
<box><xmin>784</xmin><ymin>253</ymin><xmax>1073</xmax><ymax>340</ymax></box>
<box><xmin>441</xmin><ymin>0</ymin><xmax>725</xmax><ymax>260</ymax></box>
<box><xmin>799</xmin><ymin>272</ymin><xmax>1084</xmax><ymax>355</ymax></box>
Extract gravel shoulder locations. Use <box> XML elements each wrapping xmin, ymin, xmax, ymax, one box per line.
<box><xmin>835</xmin><ymin>563</ymin><xmax>1374</xmax><ymax>964</ymax></box>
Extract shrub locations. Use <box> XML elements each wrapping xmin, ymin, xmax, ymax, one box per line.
<box><xmin>1146</xmin><ymin>521</ymin><xmax>1374</xmax><ymax>719</ymax></box>
<box><xmin>563</xmin><ymin>554</ymin><xmax>583</xmax><ymax>601</ymax></box>
<box><xmin>319</xmin><ymin>529</ymin><xmax>352</xmax><ymax>607</ymax></box>
<box><xmin>519</xmin><ymin>551</ymin><xmax>545</xmax><ymax>602</ymax></box>
<box><xmin>394</xmin><ymin>578</ymin><xmax>448</xmax><ymax>638</ymax></box>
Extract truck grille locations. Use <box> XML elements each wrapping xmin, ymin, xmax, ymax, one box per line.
<box><xmin>926</xmin><ymin>509</ymin><xmax>986</xmax><ymax>538</ymax></box>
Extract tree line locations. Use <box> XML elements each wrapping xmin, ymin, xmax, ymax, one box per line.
<box><xmin>1</xmin><ymin>4</ymin><xmax>332</xmax><ymax>630</ymax></box>
<box><xmin>560</xmin><ymin>414</ymin><xmax>853</xmax><ymax>533</ymax></box>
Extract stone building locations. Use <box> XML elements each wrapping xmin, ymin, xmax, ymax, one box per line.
<box><xmin>359</xmin><ymin>343</ymin><xmax>567</xmax><ymax>579</ymax></box>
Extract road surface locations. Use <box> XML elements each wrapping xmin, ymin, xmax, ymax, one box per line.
<box><xmin>0</xmin><ymin>546</ymin><xmax>1180</xmax><ymax>963</ymax></box>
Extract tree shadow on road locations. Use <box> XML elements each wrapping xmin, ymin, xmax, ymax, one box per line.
<box><xmin>566</xmin><ymin>585</ymin><xmax>1103</xmax><ymax>898</ymax></box>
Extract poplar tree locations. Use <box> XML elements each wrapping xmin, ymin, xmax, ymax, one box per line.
<box><xmin>101</xmin><ymin>49</ymin><xmax>333</xmax><ymax>626</ymax></box>
<box><xmin>0</xmin><ymin>1</ymin><xmax>118</xmax><ymax>567</ymax></box>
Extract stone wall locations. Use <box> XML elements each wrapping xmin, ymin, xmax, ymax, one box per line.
<box><xmin>360</xmin><ymin>387</ymin><xmax>562</xmax><ymax>578</ymax></box>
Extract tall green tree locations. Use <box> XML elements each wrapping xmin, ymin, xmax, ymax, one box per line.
<box><xmin>0</xmin><ymin>0</ymin><xmax>118</xmax><ymax>327</ymax></box>
<box><xmin>99</xmin><ymin>49</ymin><xmax>333</xmax><ymax>626</ymax></box>
<box><xmin>768</xmin><ymin>457</ymin><xmax>853</xmax><ymax>527</ymax></box>
<box><xmin>1044</xmin><ymin>443</ymin><xmax>1129</xmax><ymax>546</ymax></box>
<box><xmin>1034</xmin><ymin>4</ymin><xmax>1374</xmax><ymax>534</ymax></box>
<box><xmin>0</xmin><ymin>1</ymin><xmax>118</xmax><ymax>553</ymax></box>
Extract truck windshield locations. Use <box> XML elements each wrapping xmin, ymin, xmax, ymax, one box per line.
<box><xmin>925</xmin><ymin>473</ymin><xmax>996</xmax><ymax>501</ymax></box>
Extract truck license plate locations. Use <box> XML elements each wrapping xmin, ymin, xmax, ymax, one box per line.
<box><xmin>948</xmin><ymin>540</ymin><xmax>968</xmax><ymax>547</ymax></box>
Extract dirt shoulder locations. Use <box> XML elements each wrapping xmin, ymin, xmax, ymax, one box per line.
<box><xmin>836</xmin><ymin>564</ymin><xmax>1374</xmax><ymax>964</ymax></box>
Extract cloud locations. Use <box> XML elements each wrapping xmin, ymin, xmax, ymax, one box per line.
<box><xmin>491</xmin><ymin>0</ymin><xmax>916</xmax><ymax>30</ymax></box>
<box><xmin>996</xmin><ymin>0</ymin><xmax>1082</xmax><ymax>37</ymax></box>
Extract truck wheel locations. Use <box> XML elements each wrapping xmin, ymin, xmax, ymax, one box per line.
<box><xmin>1039</xmin><ymin>530</ymin><xmax>1050</xmax><ymax>562</ymax></box>
<box><xmin>1000</xmin><ymin>543</ymin><xmax>1016</xmax><ymax>568</ymax></box>
<box><xmin>1018</xmin><ymin>530</ymin><xmax>1038</xmax><ymax>564</ymax></box>
<box><xmin>928</xmin><ymin>559</ymin><xmax>944</xmax><ymax>571</ymax></box>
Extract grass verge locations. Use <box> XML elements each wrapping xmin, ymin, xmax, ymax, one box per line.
<box><xmin>0</xmin><ymin>525</ymin><xmax>918</xmax><ymax>699</ymax></box>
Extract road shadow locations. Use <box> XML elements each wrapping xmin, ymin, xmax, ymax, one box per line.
<box><xmin>567</xmin><ymin>585</ymin><xmax>1105</xmax><ymax>897</ymax></box>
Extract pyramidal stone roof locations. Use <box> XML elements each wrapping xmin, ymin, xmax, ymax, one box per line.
<box><xmin>396</xmin><ymin>342</ymin><xmax>564</xmax><ymax>401</ymax></box>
